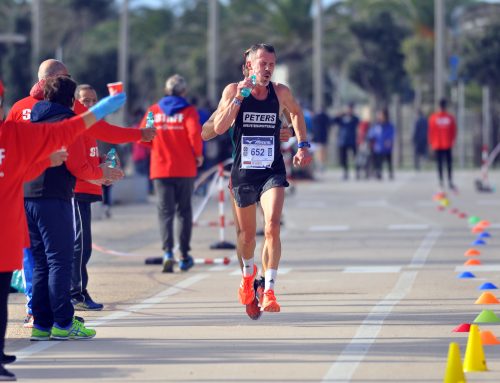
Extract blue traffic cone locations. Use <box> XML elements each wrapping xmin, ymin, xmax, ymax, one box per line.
<box><xmin>458</xmin><ymin>271</ymin><xmax>476</xmax><ymax>279</ymax></box>
<box><xmin>472</xmin><ymin>239</ymin><xmax>487</xmax><ymax>246</ymax></box>
<box><xmin>478</xmin><ymin>232</ymin><xmax>492</xmax><ymax>239</ymax></box>
<box><xmin>479</xmin><ymin>282</ymin><xmax>498</xmax><ymax>290</ymax></box>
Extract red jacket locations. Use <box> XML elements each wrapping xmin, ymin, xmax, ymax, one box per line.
<box><xmin>428</xmin><ymin>111</ymin><xmax>456</xmax><ymax>150</ymax></box>
<box><xmin>0</xmin><ymin>117</ymin><xmax>86</xmax><ymax>271</ymax></box>
<box><xmin>7</xmin><ymin>96</ymin><xmax>103</xmax><ymax>186</ymax></box>
<box><xmin>7</xmin><ymin>82</ymin><xmax>143</xmax><ymax>196</ymax></box>
<box><xmin>140</xmin><ymin>104</ymin><xmax>202</xmax><ymax>179</ymax></box>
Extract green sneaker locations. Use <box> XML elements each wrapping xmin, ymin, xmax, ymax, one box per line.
<box><xmin>50</xmin><ymin>317</ymin><xmax>96</xmax><ymax>340</ymax></box>
<box><xmin>30</xmin><ymin>327</ymin><xmax>51</xmax><ymax>341</ymax></box>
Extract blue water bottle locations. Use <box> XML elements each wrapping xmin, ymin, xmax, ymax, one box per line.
<box><xmin>146</xmin><ymin>111</ymin><xmax>154</xmax><ymax>128</ymax></box>
<box><xmin>240</xmin><ymin>75</ymin><xmax>257</xmax><ymax>98</ymax></box>
<box><xmin>105</xmin><ymin>148</ymin><xmax>117</xmax><ymax>168</ymax></box>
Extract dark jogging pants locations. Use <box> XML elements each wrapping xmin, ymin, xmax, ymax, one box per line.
<box><xmin>435</xmin><ymin>149</ymin><xmax>453</xmax><ymax>187</ymax></box>
<box><xmin>71</xmin><ymin>200</ymin><xmax>92</xmax><ymax>301</ymax></box>
<box><xmin>0</xmin><ymin>272</ymin><xmax>13</xmax><ymax>355</ymax></box>
<box><xmin>154</xmin><ymin>177</ymin><xmax>194</xmax><ymax>256</ymax></box>
<box><xmin>25</xmin><ymin>198</ymin><xmax>75</xmax><ymax>329</ymax></box>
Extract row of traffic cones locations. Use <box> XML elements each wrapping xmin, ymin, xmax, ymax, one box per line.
<box><xmin>434</xmin><ymin>192</ymin><xmax>497</xmax><ymax>382</ymax></box>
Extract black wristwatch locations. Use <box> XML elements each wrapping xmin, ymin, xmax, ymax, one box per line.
<box><xmin>297</xmin><ymin>141</ymin><xmax>311</xmax><ymax>149</ymax></box>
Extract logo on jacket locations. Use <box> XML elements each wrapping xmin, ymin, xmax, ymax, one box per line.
<box><xmin>0</xmin><ymin>148</ymin><xmax>5</xmax><ymax>165</ymax></box>
<box><xmin>155</xmin><ymin>112</ymin><xmax>185</xmax><ymax>130</ymax></box>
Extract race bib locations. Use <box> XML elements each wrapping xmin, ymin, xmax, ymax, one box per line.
<box><xmin>241</xmin><ymin>136</ymin><xmax>274</xmax><ymax>169</ymax></box>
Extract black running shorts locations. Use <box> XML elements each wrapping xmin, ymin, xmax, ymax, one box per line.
<box><xmin>231</xmin><ymin>174</ymin><xmax>289</xmax><ymax>208</ymax></box>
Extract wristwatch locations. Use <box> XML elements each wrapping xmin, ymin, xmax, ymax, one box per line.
<box><xmin>297</xmin><ymin>141</ymin><xmax>311</xmax><ymax>149</ymax></box>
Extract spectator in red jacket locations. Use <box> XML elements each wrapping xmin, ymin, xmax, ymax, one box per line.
<box><xmin>140</xmin><ymin>74</ymin><xmax>203</xmax><ymax>273</ymax></box>
<box><xmin>0</xmin><ymin>92</ymin><xmax>125</xmax><ymax>380</ymax></box>
<box><xmin>71</xmin><ymin>84</ymin><xmax>115</xmax><ymax>311</ymax></box>
<box><xmin>428</xmin><ymin>99</ymin><xmax>457</xmax><ymax>191</ymax></box>
<box><xmin>8</xmin><ymin>60</ymin><xmax>156</xmax><ymax>327</ymax></box>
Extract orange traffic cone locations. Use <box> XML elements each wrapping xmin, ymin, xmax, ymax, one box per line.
<box><xmin>464</xmin><ymin>249</ymin><xmax>480</xmax><ymax>257</ymax></box>
<box><xmin>464</xmin><ymin>259</ymin><xmax>481</xmax><ymax>266</ymax></box>
<box><xmin>472</xmin><ymin>226</ymin><xmax>484</xmax><ymax>234</ymax></box>
<box><xmin>463</xmin><ymin>324</ymin><xmax>488</xmax><ymax>372</ymax></box>
<box><xmin>478</xmin><ymin>220</ymin><xmax>491</xmax><ymax>228</ymax></box>
<box><xmin>475</xmin><ymin>292</ymin><xmax>500</xmax><ymax>305</ymax></box>
<box><xmin>480</xmin><ymin>330</ymin><xmax>500</xmax><ymax>345</ymax></box>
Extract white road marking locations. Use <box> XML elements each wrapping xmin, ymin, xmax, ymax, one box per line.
<box><xmin>309</xmin><ymin>225</ymin><xmax>350</xmax><ymax>232</ymax></box>
<box><xmin>408</xmin><ymin>230</ymin><xmax>441</xmax><ymax>268</ymax></box>
<box><xmin>14</xmin><ymin>273</ymin><xmax>208</xmax><ymax>361</ymax></box>
<box><xmin>455</xmin><ymin>265</ymin><xmax>500</xmax><ymax>272</ymax></box>
<box><xmin>323</xmin><ymin>271</ymin><xmax>418</xmax><ymax>382</ymax></box>
<box><xmin>388</xmin><ymin>224</ymin><xmax>430</xmax><ymax>231</ymax></box>
<box><xmin>343</xmin><ymin>266</ymin><xmax>401</xmax><ymax>273</ymax></box>
<box><xmin>322</xmin><ymin>230</ymin><xmax>440</xmax><ymax>382</ymax></box>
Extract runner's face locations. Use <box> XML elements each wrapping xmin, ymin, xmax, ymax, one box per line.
<box><xmin>250</xmin><ymin>49</ymin><xmax>276</xmax><ymax>86</ymax></box>
<box><xmin>78</xmin><ymin>89</ymin><xmax>98</xmax><ymax>108</ymax></box>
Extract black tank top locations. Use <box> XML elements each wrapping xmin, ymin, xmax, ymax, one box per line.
<box><xmin>230</xmin><ymin>82</ymin><xmax>286</xmax><ymax>187</ymax></box>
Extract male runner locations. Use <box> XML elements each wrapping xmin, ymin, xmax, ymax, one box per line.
<box><xmin>212</xmin><ymin>43</ymin><xmax>312</xmax><ymax>312</ymax></box>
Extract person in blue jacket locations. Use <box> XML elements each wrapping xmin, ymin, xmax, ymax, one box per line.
<box><xmin>332</xmin><ymin>103</ymin><xmax>359</xmax><ymax>180</ymax></box>
<box><xmin>368</xmin><ymin>108</ymin><xmax>395</xmax><ymax>180</ymax></box>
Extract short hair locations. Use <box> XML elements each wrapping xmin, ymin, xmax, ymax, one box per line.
<box><xmin>75</xmin><ymin>84</ymin><xmax>95</xmax><ymax>99</ymax></box>
<box><xmin>43</xmin><ymin>76</ymin><xmax>77</xmax><ymax>108</ymax></box>
<box><xmin>246</xmin><ymin>43</ymin><xmax>277</xmax><ymax>60</ymax></box>
<box><xmin>439</xmin><ymin>98</ymin><xmax>447</xmax><ymax>110</ymax></box>
<box><xmin>165</xmin><ymin>74</ymin><xmax>187</xmax><ymax>96</ymax></box>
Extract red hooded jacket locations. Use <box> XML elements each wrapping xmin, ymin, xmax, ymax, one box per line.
<box><xmin>140</xmin><ymin>103</ymin><xmax>202</xmax><ymax>179</ymax></box>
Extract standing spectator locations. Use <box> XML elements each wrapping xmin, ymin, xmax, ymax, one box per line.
<box><xmin>413</xmin><ymin>109</ymin><xmax>428</xmax><ymax>171</ymax></box>
<box><xmin>368</xmin><ymin>108</ymin><xmax>395</xmax><ymax>180</ymax></box>
<box><xmin>0</xmin><ymin>92</ymin><xmax>126</xmax><ymax>380</ymax></box>
<box><xmin>26</xmin><ymin>77</ymin><xmax>122</xmax><ymax>341</ymax></box>
<box><xmin>332</xmin><ymin>103</ymin><xmax>360</xmax><ymax>180</ymax></box>
<box><xmin>140</xmin><ymin>74</ymin><xmax>203</xmax><ymax>273</ymax></box>
<box><xmin>355</xmin><ymin>108</ymin><xmax>372</xmax><ymax>179</ymax></box>
<box><xmin>312</xmin><ymin>109</ymin><xmax>330</xmax><ymax>173</ymax></box>
<box><xmin>428</xmin><ymin>99</ymin><xmax>457</xmax><ymax>191</ymax></box>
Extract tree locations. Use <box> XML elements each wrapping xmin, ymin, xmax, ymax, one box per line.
<box><xmin>347</xmin><ymin>11</ymin><xmax>409</xmax><ymax>106</ymax></box>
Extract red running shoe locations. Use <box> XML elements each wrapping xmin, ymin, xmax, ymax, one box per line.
<box><xmin>238</xmin><ymin>265</ymin><xmax>257</xmax><ymax>305</ymax></box>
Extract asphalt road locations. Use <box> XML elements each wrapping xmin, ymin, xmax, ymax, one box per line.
<box><xmin>6</xmin><ymin>169</ymin><xmax>500</xmax><ymax>382</ymax></box>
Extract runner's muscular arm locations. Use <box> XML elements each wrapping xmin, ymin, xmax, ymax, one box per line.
<box><xmin>213</xmin><ymin>84</ymin><xmax>240</xmax><ymax>135</ymax></box>
<box><xmin>201</xmin><ymin>112</ymin><xmax>217</xmax><ymax>141</ymax></box>
<box><xmin>275</xmin><ymin>84</ymin><xmax>307</xmax><ymax>143</ymax></box>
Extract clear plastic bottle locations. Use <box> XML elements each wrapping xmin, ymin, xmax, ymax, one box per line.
<box><xmin>146</xmin><ymin>111</ymin><xmax>154</xmax><ymax>128</ymax></box>
<box><xmin>240</xmin><ymin>75</ymin><xmax>257</xmax><ymax>98</ymax></box>
<box><xmin>105</xmin><ymin>148</ymin><xmax>117</xmax><ymax>168</ymax></box>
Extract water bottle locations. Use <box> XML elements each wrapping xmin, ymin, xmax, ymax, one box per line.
<box><xmin>240</xmin><ymin>75</ymin><xmax>257</xmax><ymax>98</ymax></box>
<box><xmin>105</xmin><ymin>148</ymin><xmax>117</xmax><ymax>168</ymax></box>
<box><xmin>146</xmin><ymin>111</ymin><xmax>154</xmax><ymax>128</ymax></box>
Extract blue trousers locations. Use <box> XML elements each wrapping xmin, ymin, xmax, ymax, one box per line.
<box><xmin>71</xmin><ymin>200</ymin><xmax>92</xmax><ymax>301</ymax></box>
<box><xmin>25</xmin><ymin>198</ymin><xmax>75</xmax><ymax>329</ymax></box>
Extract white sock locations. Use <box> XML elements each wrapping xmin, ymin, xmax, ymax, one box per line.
<box><xmin>242</xmin><ymin>258</ymin><xmax>254</xmax><ymax>277</ymax></box>
<box><xmin>264</xmin><ymin>269</ymin><xmax>277</xmax><ymax>292</ymax></box>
